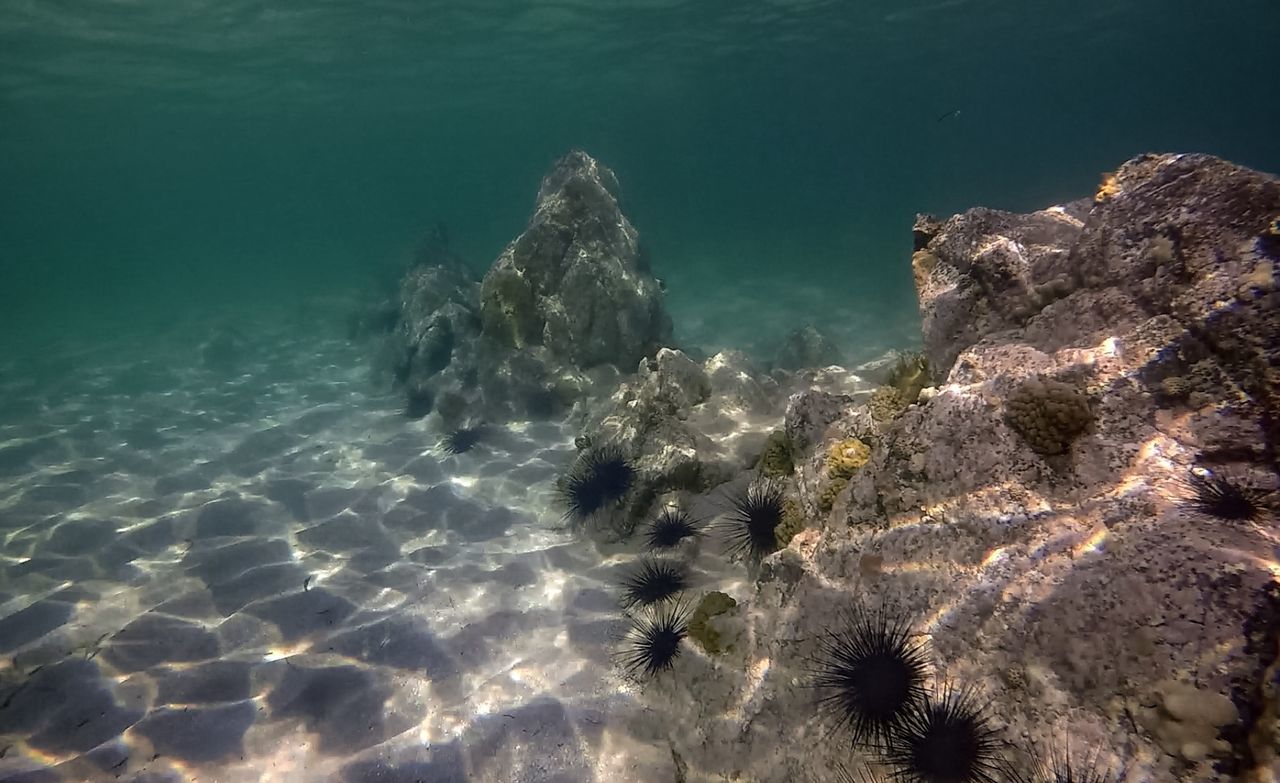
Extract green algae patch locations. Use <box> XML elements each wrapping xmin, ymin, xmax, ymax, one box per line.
<box><xmin>774</xmin><ymin>497</ymin><xmax>806</xmax><ymax>549</ymax></box>
<box><xmin>818</xmin><ymin>476</ymin><xmax>849</xmax><ymax>513</ymax></box>
<box><xmin>756</xmin><ymin>430</ymin><xmax>795</xmax><ymax>478</ymax></box>
<box><xmin>688</xmin><ymin>591</ymin><xmax>738</xmax><ymax>655</ymax></box>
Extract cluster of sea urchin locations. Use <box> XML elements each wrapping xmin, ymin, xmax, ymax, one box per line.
<box><xmin>811</xmin><ymin>609</ymin><xmax>1118</xmax><ymax>783</ymax></box>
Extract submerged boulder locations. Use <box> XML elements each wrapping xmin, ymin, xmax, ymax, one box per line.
<box><xmin>480</xmin><ymin>150</ymin><xmax>672</xmax><ymax>371</ymax></box>
<box><xmin>644</xmin><ymin>154</ymin><xmax>1280</xmax><ymax>783</ymax></box>
<box><xmin>382</xmin><ymin>152</ymin><xmax>671</xmax><ymax>423</ymax></box>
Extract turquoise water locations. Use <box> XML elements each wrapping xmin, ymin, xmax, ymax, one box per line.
<box><xmin>1</xmin><ymin>2</ymin><xmax>1279</xmax><ymax>781</ymax></box>
<box><xmin>3</xmin><ymin>0</ymin><xmax>1277</xmax><ymax>350</ymax></box>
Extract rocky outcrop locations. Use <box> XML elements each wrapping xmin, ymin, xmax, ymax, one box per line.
<box><xmin>638</xmin><ymin>154</ymin><xmax>1279</xmax><ymax>782</ymax></box>
<box><xmin>480</xmin><ymin>150</ymin><xmax>672</xmax><ymax>371</ymax></box>
<box><xmin>381</xmin><ymin>151</ymin><xmax>672</xmax><ymax>423</ymax></box>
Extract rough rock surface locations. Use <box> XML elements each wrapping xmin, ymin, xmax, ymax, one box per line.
<box><xmin>634</xmin><ymin>154</ymin><xmax>1280</xmax><ymax>782</ymax></box>
<box><xmin>480</xmin><ymin>150</ymin><xmax>672</xmax><ymax>371</ymax></box>
<box><xmin>380</xmin><ymin>151</ymin><xmax>670</xmax><ymax>423</ymax></box>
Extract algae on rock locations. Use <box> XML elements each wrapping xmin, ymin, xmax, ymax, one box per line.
<box><xmin>756</xmin><ymin>431</ymin><xmax>795</xmax><ymax>478</ymax></box>
<box><xmin>688</xmin><ymin>591</ymin><xmax>739</xmax><ymax>655</ymax></box>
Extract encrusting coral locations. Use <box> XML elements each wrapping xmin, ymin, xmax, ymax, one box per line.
<box><xmin>826</xmin><ymin>438</ymin><xmax>871</xmax><ymax>479</ymax></box>
<box><xmin>1003</xmin><ymin>377</ymin><xmax>1093</xmax><ymax>456</ymax></box>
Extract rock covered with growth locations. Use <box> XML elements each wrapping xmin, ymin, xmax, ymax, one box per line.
<box><xmin>480</xmin><ymin>150</ymin><xmax>672</xmax><ymax>371</ymax></box>
<box><xmin>637</xmin><ymin>154</ymin><xmax>1280</xmax><ymax>783</ymax></box>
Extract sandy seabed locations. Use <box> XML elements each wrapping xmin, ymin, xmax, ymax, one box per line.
<box><xmin>0</xmin><ymin>321</ymin><xmax>745</xmax><ymax>783</ymax></box>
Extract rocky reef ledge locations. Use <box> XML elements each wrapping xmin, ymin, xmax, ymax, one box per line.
<box><xmin>367</xmin><ymin>150</ymin><xmax>1278</xmax><ymax>781</ymax></box>
<box><xmin>623</xmin><ymin>153</ymin><xmax>1279</xmax><ymax>782</ymax></box>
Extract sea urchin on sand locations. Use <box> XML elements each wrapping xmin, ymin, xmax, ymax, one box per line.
<box><xmin>558</xmin><ymin>444</ymin><xmax>636</xmax><ymax>522</ymax></box>
<box><xmin>441</xmin><ymin>424</ymin><xmax>486</xmax><ymax>455</ymax></box>
<box><xmin>617</xmin><ymin>557</ymin><xmax>690</xmax><ymax>610</ymax></box>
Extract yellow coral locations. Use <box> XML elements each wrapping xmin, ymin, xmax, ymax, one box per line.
<box><xmin>1095</xmin><ymin>171</ymin><xmax>1120</xmax><ymax>202</ymax></box>
<box><xmin>826</xmin><ymin>438</ymin><xmax>871</xmax><ymax>479</ymax></box>
<box><xmin>1268</xmin><ymin>216</ymin><xmax>1280</xmax><ymax>236</ymax></box>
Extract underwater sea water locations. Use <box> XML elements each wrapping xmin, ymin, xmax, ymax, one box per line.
<box><xmin>0</xmin><ymin>0</ymin><xmax>1278</xmax><ymax>781</ymax></box>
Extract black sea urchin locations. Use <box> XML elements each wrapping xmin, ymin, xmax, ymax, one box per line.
<box><xmin>618</xmin><ymin>558</ymin><xmax>690</xmax><ymax>610</ymax></box>
<box><xmin>645</xmin><ymin>505</ymin><xmax>702</xmax><ymax>551</ymax></box>
<box><xmin>618</xmin><ymin>601</ymin><xmax>690</xmax><ymax>679</ymax></box>
<box><xmin>1185</xmin><ymin>469</ymin><xmax>1263</xmax><ymax>521</ymax></box>
<box><xmin>441</xmin><ymin>425</ymin><xmax>485</xmax><ymax>455</ymax></box>
<box><xmin>811</xmin><ymin>609</ymin><xmax>929</xmax><ymax>749</ymax></box>
<box><xmin>885</xmin><ymin>688</ymin><xmax>1004</xmax><ymax>783</ymax></box>
<box><xmin>718</xmin><ymin>479</ymin><xmax>787</xmax><ymax>563</ymax></box>
<box><xmin>559</xmin><ymin>444</ymin><xmax>635</xmax><ymax>522</ymax></box>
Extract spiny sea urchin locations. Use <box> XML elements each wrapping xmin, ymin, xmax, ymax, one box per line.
<box><xmin>441</xmin><ymin>424</ymin><xmax>485</xmax><ymax>455</ymax></box>
<box><xmin>618</xmin><ymin>601</ymin><xmax>691</xmax><ymax>679</ymax></box>
<box><xmin>645</xmin><ymin>505</ymin><xmax>702</xmax><ymax>551</ymax></box>
<box><xmin>810</xmin><ymin>609</ymin><xmax>930</xmax><ymax>749</ymax></box>
<box><xmin>884</xmin><ymin>687</ymin><xmax>1004</xmax><ymax>783</ymax></box>
<box><xmin>618</xmin><ymin>558</ymin><xmax>690</xmax><ymax>610</ymax></box>
<box><xmin>558</xmin><ymin>444</ymin><xmax>635</xmax><ymax>522</ymax></box>
<box><xmin>717</xmin><ymin>479</ymin><xmax>788</xmax><ymax>563</ymax></box>
<box><xmin>1184</xmin><ymin>469</ymin><xmax>1264</xmax><ymax>521</ymax></box>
